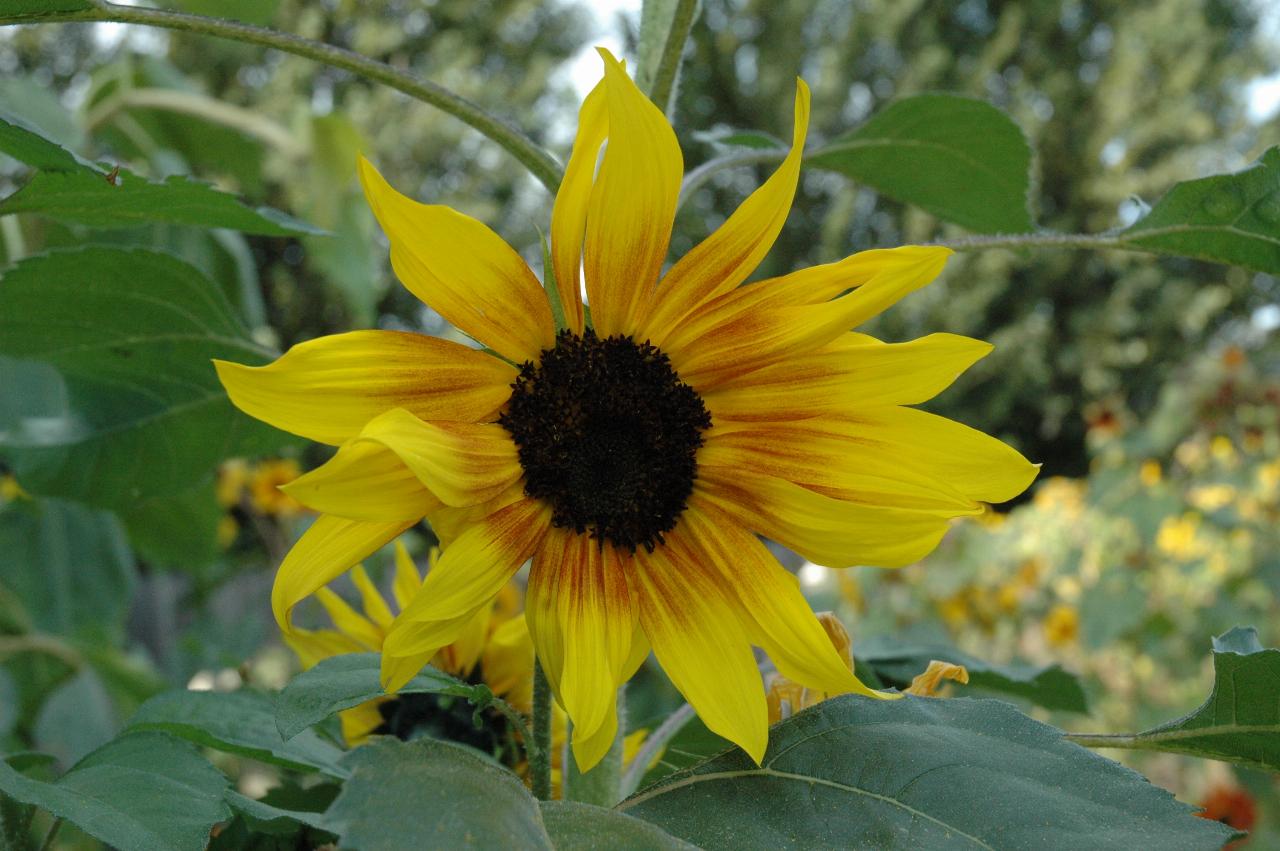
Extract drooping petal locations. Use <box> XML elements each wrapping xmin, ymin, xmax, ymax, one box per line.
<box><xmin>339</xmin><ymin>700</ymin><xmax>388</xmax><ymax>747</ymax></box>
<box><xmin>703</xmin><ymin>332</ymin><xmax>991</xmax><ymax>419</ymax></box>
<box><xmin>284</xmin><ymin>627</ymin><xmax>367</xmax><ymax>669</ymax></box>
<box><xmin>583</xmin><ymin>49</ymin><xmax>682</xmax><ymax>336</ymax></box>
<box><xmin>356</xmin><ymin>408</ymin><xmax>523</xmax><ymax>507</ymax></box>
<box><xmin>482</xmin><ymin>616</ymin><xmax>536</xmax><ymax>711</ymax></box>
<box><xmin>680</xmin><ymin>500</ymin><xmax>886</xmax><ymax>699</ymax></box>
<box><xmin>391</xmin><ymin>541</ymin><xmax>423</xmax><ymax>611</ymax></box>
<box><xmin>663</xmin><ymin>246</ymin><xmax>952</xmax><ymax>388</ymax></box>
<box><xmin>572</xmin><ymin>697</ymin><xmax>622</xmax><ymax>773</ymax></box>
<box><xmin>381</xmin><ymin>498</ymin><xmax>551</xmax><ymax>690</ymax></box>
<box><xmin>271</xmin><ymin>515</ymin><xmax>415</xmax><ymax>632</ymax></box>
<box><xmin>350</xmin><ymin>564</ymin><xmax>395</xmax><ymax>628</ymax></box>
<box><xmin>280</xmin><ymin>438</ymin><xmax>440</xmax><ymax>522</ymax></box>
<box><xmin>433</xmin><ymin>604</ymin><xmax>490</xmax><ymax>678</ymax></box>
<box><xmin>526</xmin><ymin>528</ymin><xmax>637</xmax><ymax>767</ymax></box>
<box><xmin>358</xmin><ymin>156</ymin><xmax>556</xmax><ymax>362</ymax></box>
<box><xmin>214</xmin><ymin>330</ymin><xmax>515</xmax><ymax>446</ymax></box>
<box><xmin>632</xmin><ymin>520</ymin><xmax>768</xmax><ymax>764</ymax></box>
<box><xmin>549</xmin><ymin>76</ymin><xmax>609</xmax><ymax>334</ymax></box>
<box><xmin>642</xmin><ymin>80</ymin><xmax>811</xmax><ymax>345</ymax></box>
<box><xmin>696</xmin><ymin>468</ymin><xmax>961</xmax><ymax>568</ymax></box>
<box><xmin>313</xmin><ymin>586</ymin><xmax>383</xmax><ymax>649</ymax></box>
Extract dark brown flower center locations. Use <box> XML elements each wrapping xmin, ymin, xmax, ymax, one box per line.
<box><xmin>499</xmin><ymin>329</ymin><xmax>711</xmax><ymax>552</ymax></box>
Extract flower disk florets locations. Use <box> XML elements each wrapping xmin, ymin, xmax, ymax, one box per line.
<box><xmin>499</xmin><ymin>328</ymin><xmax>711</xmax><ymax>552</ymax></box>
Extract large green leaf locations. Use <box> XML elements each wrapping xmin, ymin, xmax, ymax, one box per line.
<box><xmin>0</xmin><ymin>247</ymin><xmax>291</xmax><ymax>505</ymax></box>
<box><xmin>857</xmin><ymin>643</ymin><xmax>1089</xmax><ymax>713</ymax></box>
<box><xmin>0</xmin><ymin>112</ymin><xmax>318</xmax><ymax>234</ymax></box>
<box><xmin>1068</xmin><ymin>627</ymin><xmax>1280</xmax><ymax>773</ymax></box>
<box><xmin>321</xmin><ymin>737</ymin><xmax>553</xmax><ymax>850</ymax></box>
<box><xmin>0</xmin><ymin>731</ymin><xmax>230</xmax><ymax>851</ymax></box>
<box><xmin>275</xmin><ymin>652</ymin><xmax>486</xmax><ymax>740</ymax></box>
<box><xmin>128</xmin><ymin>689</ymin><xmax>347</xmax><ymax>777</ymax></box>
<box><xmin>621</xmin><ymin>695</ymin><xmax>1233</xmax><ymax>850</ymax></box>
<box><xmin>33</xmin><ymin>669</ymin><xmax>118</xmax><ymax>768</ymax></box>
<box><xmin>117</xmin><ymin>480</ymin><xmax>222</xmax><ymax>570</ymax></box>
<box><xmin>540</xmin><ymin>801</ymin><xmax>696</xmax><ymax>850</ymax></box>
<box><xmin>0</xmin><ymin>498</ymin><xmax>134</xmax><ymax>637</ymax></box>
<box><xmin>1118</xmin><ymin>146</ymin><xmax>1280</xmax><ymax>273</ymax></box>
<box><xmin>807</xmin><ymin>94</ymin><xmax>1035</xmax><ymax>234</ymax></box>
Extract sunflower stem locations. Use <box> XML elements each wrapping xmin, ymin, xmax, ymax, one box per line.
<box><xmin>0</xmin><ymin>2</ymin><xmax>563</xmax><ymax>192</ymax></box>
<box><xmin>564</xmin><ymin>686</ymin><xmax>626</xmax><ymax>807</ymax></box>
<box><xmin>619</xmin><ymin>701</ymin><xmax>694</xmax><ymax>797</ymax></box>
<box><xmin>531</xmin><ymin>658</ymin><xmax>553</xmax><ymax>800</ymax></box>
<box><xmin>640</xmin><ymin>0</ymin><xmax>701</xmax><ymax>116</ymax></box>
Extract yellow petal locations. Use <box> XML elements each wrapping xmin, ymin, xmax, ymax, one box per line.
<box><xmin>357</xmin><ymin>409</ymin><xmax>522</xmax><ymax>507</ymax></box>
<box><xmin>284</xmin><ymin>627</ymin><xmax>367</xmax><ymax>669</ymax></box>
<box><xmin>698</xmin><ymin>423</ymin><xmax>979</xmax><ymax>514</ymax></box>
<box><xmin>380</xmin><ymin>650</ymin><xmax>437</xmax><ymax>694</ymax></box>
<box><xmin>633</xmin><ymin>523</ymin><xmax>768</xmax><ymax>764</ymax></box>
<box><xmin>350</xmin><ymin>564</ymin><xmax>395</xmax><ymax>629</ymax></box>
<box><xmin>392</xmin><ymin>541</ymin><xmax>423</xmax><ymax>612</ymax></box>
<box><xmin>339</xmin><ymin>699</ymin><xmax>388</xmax><ymax>747</ymax></box>
<box><xmin>271</xmin><ymin>515</ymin><xmax>414</xmax><ymax>633</ymax></box>
<box><xmin>313</xmin><ymin>586</ymin><xmax>383</xmax><ymax>649</ymax></box>
<box><xmin>571</xmin><ymin>696</ymin><xmax>621</xmax><ymax>772</ymax></box>
<box><xmin>583</xmin><ymin>49</ymin><xmax>682</xmax><ymax>336</ymax></box>
<box><xmin>906</xmin><ymin>660</ymin><xmax>970</xmax><ymax>696</ymax></box>
<box><xmin>280</xmin><ymin>438</ymin><xmax>440</xmax><ymax>521</ymax></box>
<box><xmin>214</xmin><ymin>330</ymin><xmax>514</xmax><ymax>445</ymax></box>
<box><xmin>381</xmin><ymin>498</ymin><xmax>551</xmax><ymax>688</ymax></box>
<box><xmin>549</xmin><ymin>76</ymin><xmax>609</xmax><ymax>333</ymax></box>
<box><xmin>434</xmin><ymin>604</ymin><xmax>490</xmax><ymax>678</ymax></box>
<box><xmin>358</xmin><ymin>156</ymin><xmax>556</xmax><ymax>362</ymax></box>
<box><xmin>662</xmin><ymin>246</ymin><xmax>951</xmax><ymax>388</ymax></box>
<box><xmin>696</xmin><ymin>469</ymin><xmax>957</xmax><ymax>568</ymax></box>
<box><xmin>642</xmin><ymin>80</ymin><xmax>810</xmax><ymax>345</ymax></box>
<box><xmin>526</xmin><ymin>528</ymin><xmax>637</xmax><ymax>756</ymax></box>
<box><xmin>482</xmin><ymin>615</ymin><xmax>536</xmax><ymax>712</ymax></box>
<box><xmin>681</xmin><ymin>500</ymin><xmax>885</xmax><ymax>699</ymax></box>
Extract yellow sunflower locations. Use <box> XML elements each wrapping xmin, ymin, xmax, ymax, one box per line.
<box><xmin>286</xmin><ymin>542</ymin><xmax>534</xmax><ymax>754</ymax></box>
<box><xmin>216</xmin><ymin>49</ymin><xmax>1037</xmax><ymax>771</ymax></box>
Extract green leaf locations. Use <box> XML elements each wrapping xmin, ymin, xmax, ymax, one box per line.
<box><xmin>0</xmin><ymin>247</ymin><xmax>291</xmax><ymax>505</ymax></box>
<box><xmin>0</xmin><ymin>1</ymin><xmax>94</xmax><ymax>16</ymax></box>
<box><xmin>33</xmin><ymin>669</ymin><xmax>118</xmax><ymax>768</ymax></box>
<box><xmin>0</xmin><ymin>731</ymin><xmax>230</xmax><ymax>851</ymax></box>
<box><xmin>275</xmin><ymin>652</ymin><xmax>484</xmax><ymax>740</ymax></box>
<box><xmin>0</xmin><ymin>498</ymin><xmax>134</xmax><ymax>637</ymax></box>
<box><xmin>857</xmin><ymin>643</ymin><xmax>1089</xmax><ymax>713</ymax></box>
<box><xmin>540</xmin><ymin>801</ymin><xmax>696</xmax><ymax>850</ymax></box>
<box><xmin>621</xmin><ymin>695</ymin><xmax>1232</xmax><ymax>850</ymax></box>
<box><xmin>1119</xmin><ymin>146</ymin><xmax>1280</xmax><ymax>273</ymax></box>
<box><xmin>321</xmin><ymin>737</ymin><xmax>553</xmax><ymax>850</ymax></box>
<box><xmin>0</xmin><ymin>112</ymin><xmax>318</xmax><ymax>235</ymax></box>
<box><xmin>225</xmin><ymin>789</ymin><xmax>329</xmax><ymax>834</ymax></box>
<box><xmin>807</xmin><ymin>94</ymin><xmax>1035</xmax><ymax>234</ymax></box>
<box><xmin>128</xmin><ymin>689</ymin><xmax>347</xmax><ymax>777</ymax></box>
<box><xmin>1069</xmin><ymin>627</ymin><xmax>1280</xmax><ymax>773</ymax></box>
<box><xmin>117</xmin><ymin>480</ymin><xmax>221</xmax><ymax>570</ymax></box>
<box><xmin>637</xmin><ymin>713</ymin><xmax>731</xmax><ymax>790</ymax></box>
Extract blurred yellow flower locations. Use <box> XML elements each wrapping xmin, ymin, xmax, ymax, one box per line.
<box><xmin>249</xmin><ymin>458</ymin><xmax>305</xmax><ymax>517</ymax></box>
<box><xmin>1187</xmin><ymin>484</ymin><xmax>1235</xmax><ymax>512</ymax></box>
<box><xmin>1210</xmin><ymin>435</ymin><xmax>1236</xmax><ymax>465</ymax></box>
<box><xmin>1043</xmin><ymin>604</ymin><xmax>1080</xmax><ymax>647</ymax></box>
<box><xmin>1139</xmin><ymin>460</ymin><xmax>1162</xmax><ymax>487</ymax></box>
<box><xmin>0</xmin><ymin>475</ymin><xmax>28</xmax><ymax>502</ymax></box>
<box><xmin>216</xmin><ymin>459</ymin><xmax>250</xmax><ymax>507</ymax></box>
<box><xmin>216</xmin><ymin>515</ymin><xmax>239</xmax><ymax>548</ymax></box>
<box><xmin>1156</xmin><ymin>513</ymin><xmax>1207</xmax><ymax>560</ymax></box>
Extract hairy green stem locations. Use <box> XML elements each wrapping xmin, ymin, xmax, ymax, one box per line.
<box><xmin>531</xmin><ymin>659</ymin><xmax>553</xmax><ymax>800</ymax></box>
<box><xmin>646</xmin><ymin>0</ymin><xmax>701</xmax><ymax>115</ymax></box>
<box><xmin>936</xmin><ymin>232</ymin><xmax>1125</xmax><ymax>252</ymax></box>
<box><xmin>677</xmin><ymin>147</ymin><xmax>788</xmax><ymax>210</ymax></box>
<box><xmin>1063</xmin><ymin>732</ymin><xmax>1145</xmax><ymax>750</ymax></box>
<box><xmin>0</xmin><ymin>1</ymin><xmax>562</xmax><ymax>191</ymax></box>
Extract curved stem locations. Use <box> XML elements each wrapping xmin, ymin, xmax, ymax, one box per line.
<box><xmin>85</xmin><ymin>88</ymin><xmax>302</xmax><ymax>157</ymax></box>
<box><xmin>678</xmin><ymin>147</ymin><xmax>787</xmax><ymax>211</ymax></box>
<box><xmin>620</xmin><ymin>701</ymin><xmax>694</xmax><ymax>797</ymax></box>
<box><xmin>0</xmin><ymin>2</ymin><xmax>563</xmax><ymax>191</ymax></box>
<box><xmin>531</xmin><ymin>659</ymin><xmax>553</xmax><ymax>800</ymax></box>
<box><xmin>0</xmin><ymin>633</ymin><xmax>82</xmax><ymax>668</ymax></box>
<box><xmin>646</xmin><ymin>0</ymin><xmax>701</xmax><ymax>115</ymax></box>
<box><xmin>935</xmin><ymin>231</ymin><xmax>1125</xmax><ymax>252</ymax></box>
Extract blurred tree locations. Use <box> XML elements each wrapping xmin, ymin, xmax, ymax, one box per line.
<box><xmin>669</xmin><ymin>0</ymin><xmax>1280</xmax><ymax>479</ymax></box>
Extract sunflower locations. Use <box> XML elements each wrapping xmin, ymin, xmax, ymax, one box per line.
<box><xmin>216</xmin><ymin>49</ymin><xmax>1037</xmax><ymax>771</ymax></box>
<box><xmin>286</xmin><ymin>542</ymin><xmax>534</xmax><ymax>756</ymax></box>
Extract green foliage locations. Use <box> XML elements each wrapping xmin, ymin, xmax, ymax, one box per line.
<box><xmin>808</xmin><ymin>94</ymin><xmax>1035</xmax><ymax>234</ymax></box>
<box><xmin>1071</xmin><ymin>627</ymin><xmax>1280</xmax><ymax>773</ymax></box>
<box><xmin>274</xmin><ymin>652</ymin><xmax>485</xmax><ymax>740</ymax></box>
<box><xmin>858</xmin><ymin>643</ymin><xmax>1089</xmax><ymax>713</ymax></box>
<box><xmin>0</xmin><ymin>247</ymin><xmax>291</xmax><ymax>505</ymax></box>
<box><xmin>0</xmin><ymin>731</ymin><xmax>230</xmax><ymax>851</ymax></box>
<box><xmin>621</xmin><ymin>695</ymin><xmax>1234</xmax><ymax>850</ymax></box>
<box><xmin>117</xmin><ymin>481</ymin><xmax>222</xmax><ymax>569</ymax></box>
<box><xmin>322</xmin><ymin>737</ymin><xmax>554</xmax><ymax>850</ymax></box>
<box><xmin>0</xmin><ymin>1</ymin><xmax>93</xmax><ymax>16</ymax></box>
<box><xmin>540</xmin><ymin>801</ymin><xmax>695</xmax><ymax>850</ymax></box>
<box><xmin>0</xmin><ymin>114</ymin><xmax>318</xmax><ymax>234</ymax></box>
<box><xmin>0</xmin><ymin>498</ymin><xmax>133</xmax><ymax>638</ymax></box>
<box><xmin>1120</xmin><ymin>146</ymin><xmax>1280</xmax><ymax>273</ymax></box>
<box><xmin>128</xmin><ymin>689</ymin><xmax>347</xmax><ymax>776</ymax></box>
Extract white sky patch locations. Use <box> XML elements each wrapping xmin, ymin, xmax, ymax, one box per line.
<box><xmin>1246</xmin><ymin>73</ymin><xmax>1280</xmax><ymax>123</ymax></box>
